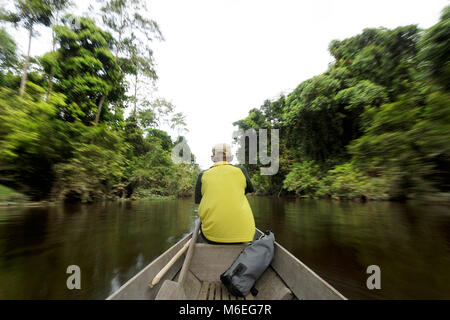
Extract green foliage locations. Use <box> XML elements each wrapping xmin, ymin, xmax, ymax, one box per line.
<box><xmin>417</xmin><ymin>6</ymin><xmax>450</xmax><ymax>90</ymax></box>
<box><xmin>51</xmin><ymin>124</ymin><xmax>128</xmax><ymax>202</ymax></box>
<box><xmin>0</xmin><ymin>85</ymin><xmax>63</xmax><ymax>158</ymax></box>
<box><xmin>0</xmin><ymin>184</ymin><xmax>29</xmax><ymax>202</ymax></box>
<box><xmin>283</xmin><ymin>161</ymin><xmax>324</xmax><ymax>196</ymax></box>
<box><xmin>3</xmin><ymin>0</ymin><xmax>53</xmax><ymax>29</ymax></box>
<box><xmin>349</xmin><ymin>91</ymin><xmax>450</xmax><ymax>198</ymax></box>
<box><xmin>172</xmin><ymin>163</ymin><xmax>200</xmax><ymax>197</ymax></box>
<box><xmin>123</xmin><ymin>116</ymin><xmax>150</xmax><ymax>157</ymax></box>
<box><xmin>233</xmin><ymin>108</ymin><xmax>268</xmax><ymax>130</ymax></box>
<box><xmin>282</xmin><ymin>161</ymin><xmax>389</xmax><ymax>200</ymax></box>
<box><xmin>1</xmin><ymin>3</ymin><xmax>448</xmax><ymax>204</ymax></box>
<box><xmin>146</xmin><ymin>128</ymin><xmax>173</xmax><ymax>151</ymax></box>
<box><xmin>42</xmin><ymin>15</ymin><xmax>125</xmax><ymax>124</ymax></box>
<box><xmin>1</xmin><ymin>0</ymin><xmax>69</xmax><ymax>97</ymax></box>
<box><xmin>0</xmin><ymin>28</ymin><xmax>18</xmax><ymax>75</ymax></box>
<box><xmin>0</xmin><ymin>6</ymin><xmax>198</xmax><ymax>203</ymax></box>
<box><xmin>329</xmin><ymin>25</ymin><xmax>419</xmax><ymax>97</ymax></box>
<box><xmin>126</xmin><ymin>139</ymin><xmax>199</xmax><ymax>199</ymax></box>
<box><xmin>0</xmin><ymin>85</ymin><xmax>69</xmax><ymax>199</ymax></box>
<box><xmin>318</xmin><ymin>163</ymin><xmax>389</xmax><ymax>200</ymax></box>
<box><xmin>234</xmin><ymin>8</ymin><xmax>449</xmax><ymax>201</ymax></box>
<box><xmin>281</xmin><ymin>25</ymin><xmax>420</xmax><ymax>163</ymax></box>
<box><xmin>100</xmin><ymin>0</ymin><xmax>162</xmax><ymax>116</ymax></box>
<box><xmin>249</xmin><ymin>173</ymin><xmax>279</xmax><ymax>196</ymax></box>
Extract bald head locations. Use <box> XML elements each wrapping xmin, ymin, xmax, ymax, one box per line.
<box><xmin>211</xmin><ymin>143</ymin><xmax>233</xmax><ymax>163</ymax></box>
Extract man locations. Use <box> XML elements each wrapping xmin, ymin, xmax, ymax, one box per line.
<box><xmin>195</xmin><ymin>143</ymin><xmax>255</xmax><ymax>244</ymax></box>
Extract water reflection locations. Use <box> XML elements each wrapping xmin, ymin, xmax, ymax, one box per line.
<box><xmin>248</xmin><ymin>197</ymin><xmax>450</xmax><ymax>299</ymax></box>
<box><xmin>0</xmin><ymin>197</ymin><xmax>449</xmax><ymax>299</ymax></box>
<box><xmin>0</xmin><ymin>200</ymin><xmax>197</xmax><ymax>299</ymax></box>
<box><xmin>109</xmin><ymin>268</ymin><xmax>121</xmax><ymax>296</ymax></box>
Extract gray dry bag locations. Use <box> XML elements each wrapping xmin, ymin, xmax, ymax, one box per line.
<box><xmin>220</xmin><ymin>230</ymin><xmax>275</xmax><ymax>297</ymax></box>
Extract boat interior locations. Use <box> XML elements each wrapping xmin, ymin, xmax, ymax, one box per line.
<box><xmin>159</xmin><ymin>243</ymin><xmax>295</xmax><ymax>300</ymax></box>
<box><xmin>107</xmin><ymin>228</ymin><xmax>346</xmax><ymax>300</ymax></box>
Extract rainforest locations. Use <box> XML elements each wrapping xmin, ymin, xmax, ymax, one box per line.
<box><xmin>234</xmin><ymin>6</ymin><xmax>450</xmax><ymax>202</ymax></box>
<box><xmin>0</xmin><ymin>1</ymin><xmax>449</xmax><ymax>204</ymax></box>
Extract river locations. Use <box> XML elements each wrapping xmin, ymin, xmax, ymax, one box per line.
<box><xmin>0</xmin><ymin>197</ymin><xmax>449</xmax><ymax>299</ymax></box>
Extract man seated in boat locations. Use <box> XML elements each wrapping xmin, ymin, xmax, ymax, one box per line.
<box><xmin>194</xmin><ymin>143</ymin><xmax>256</xmax><ymax>244</ymax></box>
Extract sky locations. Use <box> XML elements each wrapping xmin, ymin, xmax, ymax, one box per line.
<box><xmin>3</xmin><ymin>0</ymin><xmax>448</xmax><ymax>169</ymax></box>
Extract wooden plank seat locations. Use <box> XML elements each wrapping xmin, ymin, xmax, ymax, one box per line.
<box><xmin>197</xmin><ymin>281</ymin><xmax>254</xmax><ymax>300</ymax></box>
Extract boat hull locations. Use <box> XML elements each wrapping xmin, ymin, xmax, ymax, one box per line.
<box><xmin>107</xmin><ymin>229</ymin><xmax>346</xmax><ymax>300</ymax></box>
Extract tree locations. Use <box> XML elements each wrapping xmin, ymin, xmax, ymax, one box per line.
<box><xmin>0</xmin><ymin>28</ymin><xmax>18</xmax><ymax>86</ymax></box>
<box><xmin>283</xmin><ymin>160</ymin><xmax>323</xmax><ymax>196</ymax></box>
<box><xmin>0</xmin><ymin>84</ymin><xmax>69</xmax><ymax>199</ymax></box>
<box><xmin>126</xmin><ymin>36</ymin><xmax>158</xmax><ymax>116</ymax></box>
<box><xmin>41</xmin><ymin>15</ymin><xmax>124</xmax><ymax>125</ymax></box>
<box><xmin>44</xmin><ymin>0</ymin><xmax>71</xmax><ymax>99</ymax></box>
<box><xmin>0</xmin><ymin>2</ymin><xmax>200</xmax><ymax>202</ymax></box>
<box><xmin>329</xmin><ymin>26</ymin><xmax>419</xmax><ymax>98</ymax></box>
<box><xmin>100</xmin><ymin>0</ymin><xmax>162</xmax><ymax>115</ymax></box>
<box><xmin>100</xmin><ymin>0</ymin><xmax>162</xmax><ymax>59</ymax></box>
<box><xmin>233</xmin><ymin>13</ymin><xmax>449</xmax><ymax>199</ymax></box>
<box><xmin>2</xmin><ymin>0</ymin><xmax>53</xmax><ymax>97</ymax></box>
<box><xmin>0</xmin><ymin>28</ymin><xmax>18</xmax><ymax>72</ymax></box>
<box><xmin>51</xmin><ymin>123</ymin><xmax>129</xmax><ymax>202</ymax></box>
<box><xmin>417</xmin><ymin>5</ymin><xmax>450</xmax><ymax>90</ymax></box>
<box><xmin>349</xmin><ymin>92</ymin><xmax>450</xmax><ymax>198</ymax></box>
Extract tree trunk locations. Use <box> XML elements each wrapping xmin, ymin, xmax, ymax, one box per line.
<box><xmin>19</xmin><ymin>24</ymin><xmax>33</xmax><ymax>98</ymax></box>
<box><xmin>134</xmin><ymin>72</ymin><xmax>138</xmax><ymax>116</ymax></box>
<box><xmin>113</xmin><ymin>14</ymin><xmax>122</xmax><ymax>117</ymax></box>
<box><xmin>115</xmin><ymin>11</ymin><xmax>123</xmax><ymax>59</ymax></box>
<box><xmin>115</xmin><ymin>31</ymin><xmax>122</xmax><ymax>59</ymax></box>
<box><xmin>95</xmin><ymin>95</ymin><xmax>106</xmax><ymax>124</ymax></box>
<box><xmin>45</xmin><ymin>68</ymin><xmax>55</xmax><ymax>101</ymax></box>
<box><xmin>45</xmin><ymin>22</ymin><xmax>57</xmax><ymax>101</ymax></box>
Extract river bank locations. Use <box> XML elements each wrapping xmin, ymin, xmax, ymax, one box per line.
<box><xmin>1</xmin><ymin>190</ymin><xmax>449</xmax><ymax>207</ymax></box>
<box><xmin>0</xmin><ymin>183</ymin><xmax>188</xmax><ymax>207</ymax></box>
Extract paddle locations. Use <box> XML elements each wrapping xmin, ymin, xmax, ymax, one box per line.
<box><xmin>149</xmin><ymin>239</ymin><xmax>191</xmax><ymax>288</ymax></box>
<box><xmin>155</xmin><ymin>218</ymin><xmax>201</xmax><ymax>300</ymax></box>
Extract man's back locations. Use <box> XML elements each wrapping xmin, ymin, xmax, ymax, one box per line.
<box><xmin>195</xmin><ymin>161</ymin><xmax>255</xmax><ymax>243</ymax></box>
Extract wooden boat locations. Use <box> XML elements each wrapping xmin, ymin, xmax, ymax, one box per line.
<box><xmin>107</xmin><ymin>228</ymin><xmax>346</xmax><ymax>300</ymax></box>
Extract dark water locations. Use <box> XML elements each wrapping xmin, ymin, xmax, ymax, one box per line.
<box><xmin>0</xmin><ymin>197</ymin><xmax>449</xmax><ymax>299</ymax></box>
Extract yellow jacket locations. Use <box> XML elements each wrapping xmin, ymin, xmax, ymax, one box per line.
<box><xmin>195</xmin><ymin>162</ymin><xmax>255</xmax><ymax>243</ymax></box>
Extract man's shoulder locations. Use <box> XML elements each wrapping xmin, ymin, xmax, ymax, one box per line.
<box><xmin>232</xmin><ymin>164</ymin><xmax>248</xmax><ymax>174</ymax></box>
<box><xmin>199</xmin><ymin>167</ymin><xmax>215</xmax><ymax>179</ymax></box>
<box><xmin>197</xmin><ymin>170</ymin><xmax>206</xmax><ymax>178</ymax></box>
<box><xmin>202</xmin><ymin>164</ymin><xmax>242</xmax><ymax>178</ymax></box>
<box><xmin>228</xmin><ymin>164</ymin><xmax>247</xmax><ymax>174</ymax></box>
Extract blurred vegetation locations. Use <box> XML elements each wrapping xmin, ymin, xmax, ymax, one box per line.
<box><xmin>0</xmin><ymin>184</ymin><xmax>28</xmax><ymax>202</ymax></box>
<box><xmin>0</xmin><ymin>0</ymin><xmax>199</xmax><ymax>202</ymax></box>
<box><xmin>234</xmin><ymin>6</ymin><xmax>450</xmax><ymax>202</ymax></box>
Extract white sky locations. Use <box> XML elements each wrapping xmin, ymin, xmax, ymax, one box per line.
<box><xmin>3</xmin><ymin>0</ymin><xmax>448</xmax><ymax>169</ymax></box>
